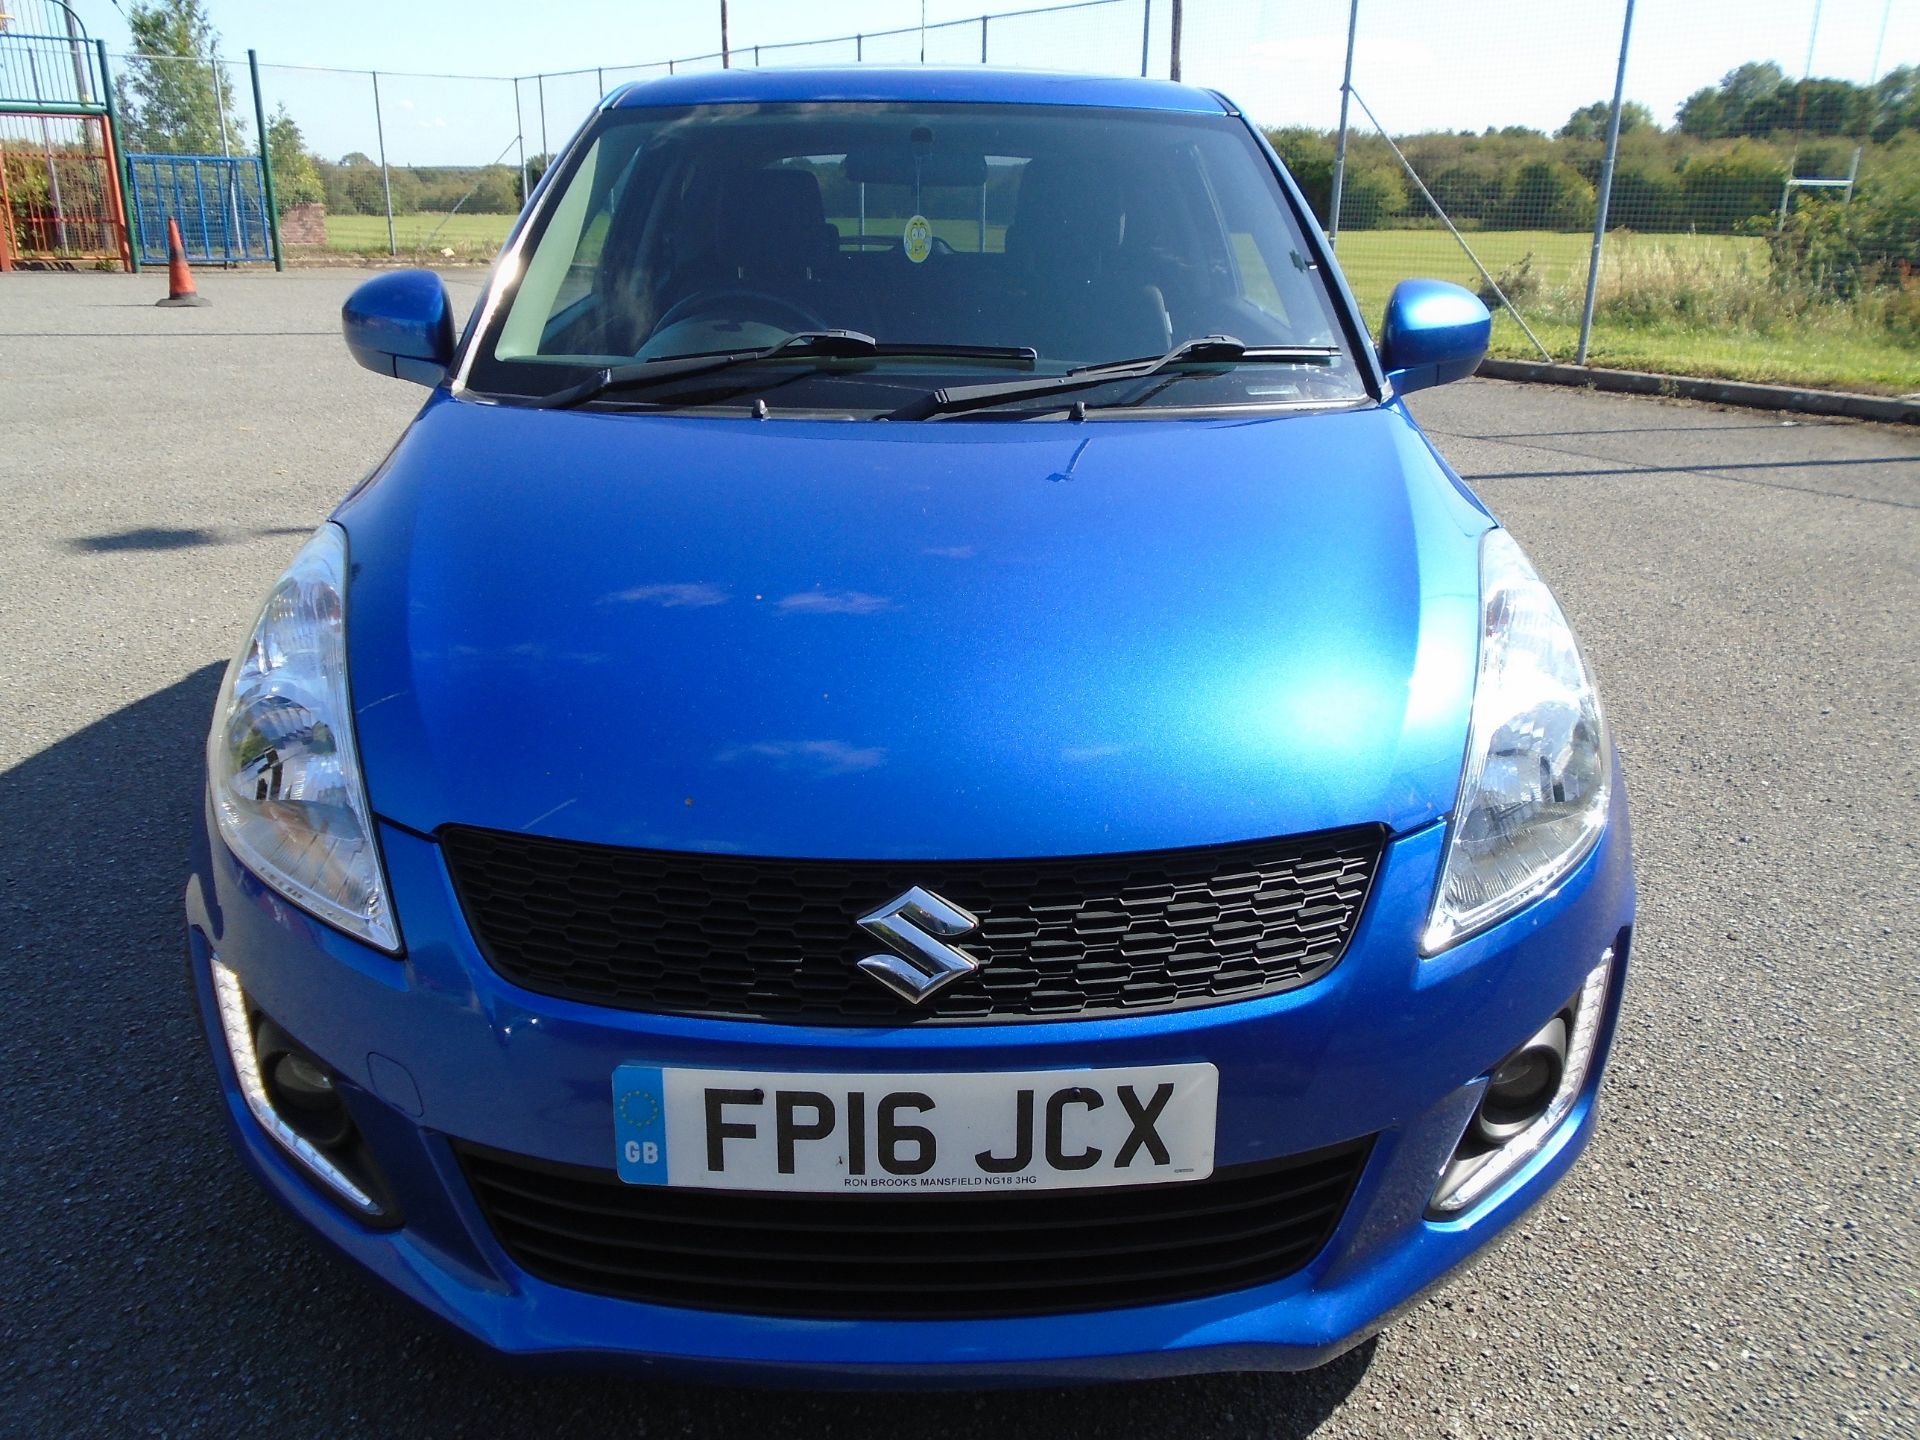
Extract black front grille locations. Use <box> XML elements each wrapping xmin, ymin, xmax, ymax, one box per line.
<box><xmin>440</xmin><ymin>826</ymin><xmax>1383</xmax><ymax>1023</ymax></box>
<box><xmin>458</xmin><ymin>1140</ymin><xmax>1372</xmax><ymax>1320</ymax></box>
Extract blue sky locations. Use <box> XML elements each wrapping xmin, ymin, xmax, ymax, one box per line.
<box><xmin>71</xmin><ymin>0</ymin><xmax>1918</xmax><ymax>167</ymax></box>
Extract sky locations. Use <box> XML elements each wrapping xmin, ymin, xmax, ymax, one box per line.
<box><xmin>62</xmin><ymin>0</ymin><xmax>1920</xmax><ymax>168</ymax></box>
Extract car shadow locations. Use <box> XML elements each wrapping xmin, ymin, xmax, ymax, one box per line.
<box><xmin>0</xmin><ymin>668</ymin><xmax>1375</xmax><ymax>1438</ymax></box>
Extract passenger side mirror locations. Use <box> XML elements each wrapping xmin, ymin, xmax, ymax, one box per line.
<box><xmin>342</xmin><ymin>270</ymin><xmax>456</xmax><ymax>387</ymax></box>
<box><xmin>1377</xmin><ymin>280</ymin><xmax>1491</xmax><ymax>396</ymax></box>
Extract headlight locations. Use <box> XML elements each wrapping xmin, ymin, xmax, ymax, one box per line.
<box><xmin>1423</xmin><ymin>529</ymin><xmax>1609</xmax><ymax>953</ymax></box>
<box><xmin>207</xmin><ymin>523</ymin><xmax>399</xmax><ymax>951</ymax></box>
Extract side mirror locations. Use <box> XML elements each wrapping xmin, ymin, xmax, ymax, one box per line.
<box><xmin>342</xmin><ymin>270</ymin><xmax>455</xmax><ymax>387</ymax></box>
<box><xmin>1378</xmin><ymin>279</ymin><xmax>1491</xmax><ymax>396</ymax></box>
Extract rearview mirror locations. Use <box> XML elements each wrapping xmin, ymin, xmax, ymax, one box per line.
<box><xmin>1377</xmin><ymin>279</ymin><xmax>1491</xmax><ymax>396</ymax></box>
<box><xmin>342</xmin><ymin>270</ymin><xmax>455</xmax><ymax>387</ymax></box>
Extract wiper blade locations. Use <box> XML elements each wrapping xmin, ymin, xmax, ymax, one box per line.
<box><xmin>530</xmin><ymin>330</ymin><xmax>879</xmax><ymax>409</ymax></box>
<box><xmin>884</xmin><ymin>335</ymin><xmax>1340</xmax><ymax>420</ymax></box>
<box><xmin>530</xmin><ymin>334</ymin><xmax>1037</xmax><ymax>410</ymax></box>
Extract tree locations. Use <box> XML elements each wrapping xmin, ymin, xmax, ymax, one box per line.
<box><xmin>1500</xmin><ymin>160</ymin><xmax>1594</xmax><ymax>230</ymax></box>
<box><xmin>115</xmin><ymin>0</ymin><xmax>248</xmax><ymax>155</ymax></box>
<box><xmin>1721</xmin><ymin>61</ymin><xmax>1787</xmax><ymax>110</ymax></box>
<box><xmin>266</xmin><ymin>104</ymin><xmax>323</xmax><ymax>211</ymax></box>
<box><xmin>1558</xmin><ymin>100</ymin><xmax>1655</xmax><ymax>141</ymax></box>
<box><xmin>1677</xmin><ymin>87</ymin><xmax>1731</xmax><ymax>138</ymax></box>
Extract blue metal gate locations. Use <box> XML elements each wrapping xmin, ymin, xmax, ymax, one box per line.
<box><xmin>125</xmin><ymin>153</ymin><xmax>273</xmax><ymax>266</ymax></box>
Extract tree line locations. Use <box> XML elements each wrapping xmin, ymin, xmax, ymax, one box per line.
<box><xmin>1268</xmin><ymin>60</ymin><xmax>1920</xmax><ymax>242</ymax></box>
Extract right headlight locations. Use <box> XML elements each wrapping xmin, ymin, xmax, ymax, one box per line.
<box><xmin>206</xmin><ymin>523</ymin><xmax>399</xmax><ymax>952</ymax></box>
<box><xmin>1422</xmin><ymin>528</ymin><xmax>1609</xmax><ymax>954</ymax></box>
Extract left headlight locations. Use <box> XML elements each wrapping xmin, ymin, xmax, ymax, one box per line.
<box><xmin>207</xmin><ymin>523</ymin><xmax>399</xmax><ymax>952</ymax></box>
<box><xmin>1423</xmin><ymin>528</ymin><xmax>1609</xmax><ymax>954</ymax></box>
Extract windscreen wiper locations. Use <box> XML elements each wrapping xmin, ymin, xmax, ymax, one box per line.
<box><xmin>883</xmin><ymin>335</ymin><xmax>1340</xmax><ymax>421</ymax></box>
<box><xmin>530</xmin><ymin>331</ymin><xmax>1037</xmax><ymax>410</ymax></box>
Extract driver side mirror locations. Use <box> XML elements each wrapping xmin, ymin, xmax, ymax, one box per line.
<box><xmin>1377</xmin><ymin>279</ymin><xmax>1491</xmax><ymax>396</ymax></box>
<box><xmin>342</xmin><ymin>270</ymin><xmax>455</xmax><ymax>387</ymax></box>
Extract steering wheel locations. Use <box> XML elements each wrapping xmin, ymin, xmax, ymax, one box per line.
<box><xmin>653</xmin><ymin>287</ymin><xmax>827</xmax><ymax>335</ymax></box>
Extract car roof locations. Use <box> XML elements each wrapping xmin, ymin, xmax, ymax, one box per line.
<box><xmin>603</xmin><ymin>67</ymin><xmax>1235</xmax><ymax>115</ymax></box>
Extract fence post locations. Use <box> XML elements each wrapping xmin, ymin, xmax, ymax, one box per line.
<box><xmin>371</xmin><ymin>70</ymin><xmax>396</xmax><ymax>257</ymax></box>
<box><xmin>1140</xmin><ymin>0</ymin><xmax>1151</xmax><ymax>77</ymax></box>
<box><xmin>538</xmin><ymin>73</ymin><xmax>549</xmax><ymax>169</ymax></box>
<box><xmin>1576</xmin><ymin>0</ymin><xmax>1636</xmax><ymax>365</ymax></box>
<box><xmin>96</xmin><ymin>40</ymin><xmax>139</xmax><ymax>272</ymax></box>
<box><xmin>513</xmin><ymin>79</ymin><xmax>528</xmax><ymax>207</ymax></box>
<box><xmin>248</xmin><ymin>50</ymin><xmax>284</xmax><ymax>271</ymax></box>
<box><xmin>1169</xmin><ymin>0</ymin><xmax>1182</xmax><ymax>80</ymax></box>
<box><xmin>981</xmin><ymin>16</ymin><xmax>988</xmax><ymax>63</ymax></box>
<box><xmin>1328</xmin><ymin>0</ymin><xmax>1358</xmax><ymax>244</ymax></box>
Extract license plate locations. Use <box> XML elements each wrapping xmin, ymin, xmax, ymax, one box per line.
<box><xmin>612</xmin><ymin>1062</ymin><xmax>1217</xmax><ymax>1193</ymax></box>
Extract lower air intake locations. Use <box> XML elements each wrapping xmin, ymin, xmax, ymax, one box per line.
<box><xmin>458</xmin><ymin>1138</ymin><xmax>1372</xmax><ymax>1320</ymax></box>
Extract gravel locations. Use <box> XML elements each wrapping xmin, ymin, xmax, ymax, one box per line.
<box><xmin>2</xmin><ymin>268</ymin><xmax>1915</xmax><ymax>1439</ymax></box>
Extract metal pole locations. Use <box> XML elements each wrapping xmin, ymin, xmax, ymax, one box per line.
<box><xmin>62</xmin><ymin>5</ymin><xmax>91</xmax><ymax>105</ymax></box>
<box><xmin>856</xmin><ymin>34</ymin><xmax>863</xmax><ymax>62</ymax></box>
<box><xmin>721</xmin><ymin>0</ymin><xmax>731</xmax><ymax>68</ymax></box>
<box><xmin>371</xmin><ymin>70</ymin><xmax>396</xmax><ymax>256</ymax></box>
<box><xmin>597</xmin><ymin>66</ymin><xmax>605</xmax><ymax>97</ymax></box>
<box><xmin>210</xmin><ymin>46</ymin><xmax>233</xmax><ymax>157</ymax></box>
<box><xmin>513</xmin><ymin>78</ymin><xmax>528</xmax><ymax>206</ymax></box>
<box><xmin>1575</xmin><ymin>0</ymin><xmax>1635</xmax><ymax>365</ymax></box>
<box><xmin>1328</xmin><ymin>0</ymin><xmax>1358</xmax><ymax>243</ymax></box>
<box><xmin>249</xmin><ymin>50</ymin><xmax>283</xmax><ymax>271</ymax></box>
<box><xmin>98</xmin><ymin>41</ymin><xmax>138</xmax><ymax>271</ymax></box>
<box><xmin>1168</xmin><ymin>0</ymin><xmax>1182</xmax><ymax>80</ymax></box>
<box><xmin>1140</xmin><ymin>0</ymin><xmax>1152</xmax><ymax>77</ymax></box>
<box><xmin>981</xmin><ymin>16</ymin><xmax>988</xmax><ymax>63</ymax></box>
<box><xmin>538</xmin><ymin>74</ymin><xmax>549</xmax><ymax>168</ymax></box>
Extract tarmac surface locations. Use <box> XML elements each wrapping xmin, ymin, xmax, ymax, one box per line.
<box><xmin>2</xmin><ymin>267</ymin><xmax>1916</xmax><ymax>1438</ymax></box>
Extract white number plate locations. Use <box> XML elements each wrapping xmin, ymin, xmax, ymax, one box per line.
<box><xmin>611</xmin><ymin>1062</ymin><xmax>1218</xmax><ymax>1194</ymax></box>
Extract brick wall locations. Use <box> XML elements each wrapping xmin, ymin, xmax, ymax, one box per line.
<box><xmin>280</xmin><ymin>203</ymin><xmax>327</xmax><ymax>246</ymax></box>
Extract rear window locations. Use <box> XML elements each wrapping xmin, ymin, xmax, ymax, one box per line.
<box><xmin>466</xmin><ymin>101</ymin><xmax>1365</xmax><ymax>414</ymax></box>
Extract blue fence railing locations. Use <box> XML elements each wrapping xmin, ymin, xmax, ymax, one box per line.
<box><xmin>126</xmin><ymin>153</ymin><xmax>274</xmax><ymax>266</ymax></box>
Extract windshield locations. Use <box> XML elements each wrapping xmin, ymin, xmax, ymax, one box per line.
<box><xmin>465</xmin><ymin>101</ymin><xmax>1368</xmax><ymax>414</ymax></box>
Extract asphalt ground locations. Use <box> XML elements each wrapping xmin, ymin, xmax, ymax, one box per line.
<box><xmin>2</xmin><ymin>268</ymin><xmax>1916</xmax><ymax>1439</ymax></box>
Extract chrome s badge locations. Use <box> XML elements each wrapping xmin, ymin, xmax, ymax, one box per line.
<box><xmin>856</xmin><ymin>886</ymin><xmax>982</xmax><ymax>1004</ymax></box>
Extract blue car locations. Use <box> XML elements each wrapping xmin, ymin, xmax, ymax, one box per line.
<box><xmin>186</xmin><ymin>67</ymin><xmax>1632</xmax><ymax>1385</ymax></box>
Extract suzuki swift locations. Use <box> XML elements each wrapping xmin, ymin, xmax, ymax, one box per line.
<box><xmin>185</xmin><ymin>67</ymin><xmax>1633</xmax><ymax>1384</ymax></box>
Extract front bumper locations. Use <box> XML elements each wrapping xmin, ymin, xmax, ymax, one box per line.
<box><xmin>183</xmin><ymin>780</ymin><xmax>1634</xmax><ymax>1386</ymax></box>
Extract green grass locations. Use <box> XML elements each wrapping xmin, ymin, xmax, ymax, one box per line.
<box><xmin>306</xmin><ymin>211</ymin><xmax>514</xmax><ymax>258</ymax></box>
<box><xmin>1335</xmin><ymin>227</ymin><xmax>1917</xmax><ymax>395</ymax></box>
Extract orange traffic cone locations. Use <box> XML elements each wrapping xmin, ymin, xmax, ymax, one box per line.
<box><xmin>155</xmin><ymin>217</ymin><xmax>209</xmax><ymax>307</ymax></box>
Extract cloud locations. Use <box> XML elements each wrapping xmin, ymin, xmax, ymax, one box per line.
<box><xmin>776</xmin><ymin>590</ymin><xmax>893</xmax><ymax>616</ymax></box>
<box><xmin>599</xmin><ymin>582</ymin><xmax>728</xmax><ymax>608</ymax></box>
<box><xmin>716</xmin><ymin>740</ymin><xmax>886</xmax><ymax>776</ymax></box>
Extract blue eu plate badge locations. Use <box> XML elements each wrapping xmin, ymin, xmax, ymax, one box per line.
<box><xmin>612</xmin><ymin>1065</ymin><xmax>669</xmax><ymax>1184</ymax></box>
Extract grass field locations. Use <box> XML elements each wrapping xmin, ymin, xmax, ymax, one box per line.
<box><xmin>307</xmin><ymin>211</ymin><xmax>514</xmax><ymax>258</ymax></box>
<box><xmin>1338</xmin><ymin>228</ymin><xmax>1915</xmax><ymax>395</ymax></box>
<box><xmin>301</xmin><ymin>213</ymin><xmax>1914</xmax><ymax>392</ymax></box>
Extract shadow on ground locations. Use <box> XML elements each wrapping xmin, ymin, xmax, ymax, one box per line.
<box><xmin>0</xmin><ymin>669</ymin><xmax>1375</xmax><ymax>1438</ymax></box>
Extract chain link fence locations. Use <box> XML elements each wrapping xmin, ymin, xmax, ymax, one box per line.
<box><xmin>69</xmin><ymin>0</ymin><xmax>1919</xmax><ymax>391</ymax></box>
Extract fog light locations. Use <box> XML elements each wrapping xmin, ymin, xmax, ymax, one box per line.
<box><xmin>209</xmin><ymin>958</ymin><xmax>391</xmax><ymax>1221</ymax></box>
<box><xmin>1474</xmin><ymin>1017</ymin><xmax>1568</xmax><ymax>1143</ymax></box>
<box><xmin>1431</xmin><ymin>951</ymin><xmax>1612</xmax><ymax>1216</ymax></box>
<box><xmin>260</xmin><ymin>1039</ymin><xmax>354</xmax><ymax>1150</ymax></box>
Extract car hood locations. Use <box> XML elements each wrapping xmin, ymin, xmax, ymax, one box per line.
<box><xmin>337</xmin><ymin>396</ymin><xmax>1489</xmax><ymax>859</ymax></box>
